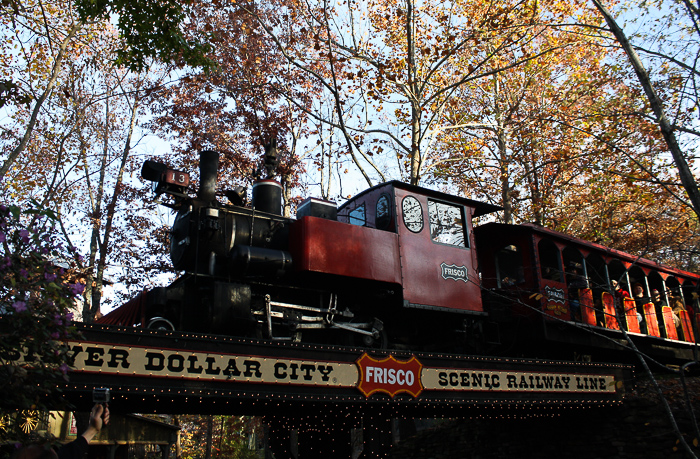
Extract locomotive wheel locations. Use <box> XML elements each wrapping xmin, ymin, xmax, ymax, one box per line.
<box><xmin>357</xmin><ymin>328</ymin><xmax>388</xmax><ymax>349</ymax></box>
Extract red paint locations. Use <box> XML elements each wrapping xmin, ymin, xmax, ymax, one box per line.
<box><xmin>602</xmin><ymin>292</ymin><xmax>620</xmax><ymax>331</ymax></box>
<box><xmin>623</xmin><ymin>298</ymin><xmax>640</xmax><ymax>333</ymax></box>
<box><xmin>394</xmin><ymin>189</ymin><xmax>484</xmax><ymax>312</ymax></box>
<box><xmin>679</xmin><ymin>310</ymin><xmax>695</xmax><ymax>342</ymax></box>
<box><xmin>540</xmin><ymin>279</ymin><xmax>569</xmax><ymax>319</ymax></box>
<box><xmin>644</xmin><ymin>303</ymin><xmax>661</xmax><ymax>337</ymax></box>
<box><xmin>290</xmin><ymin>216</ymin><xmax>401</xmax><ymax>284</ymax></box>
<box><xmin>580</xmin><ymin>289</ymin><xmax>596</xmax><ymax>326</ymax></box>
<box><xmin>662</xmin><ymin>306</ymin><xmax>678</xmax><ymax>340</ymax></box>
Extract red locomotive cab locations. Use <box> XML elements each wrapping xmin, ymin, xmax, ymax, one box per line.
<box><xmin>389</xmin><ymin>183</ymin><xmax>499</xmax><ymax>313</ymax></box>
<box><xmin>290</xmin><ymin>190</ymin><xmax>402</xmax><ymax>286</ymax></box>
<box><xmin>294</xmin><ymin>181</ymin><xmax>498</xmax><ymax>314</ymax></box>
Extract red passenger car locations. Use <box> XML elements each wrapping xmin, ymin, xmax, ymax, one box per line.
<box><xmin>475</xmin><ymin>223</ymin><xmax>700</xmax><ymax>360</ymax></box>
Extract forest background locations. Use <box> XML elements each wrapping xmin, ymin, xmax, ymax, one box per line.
<box><xmin>2</xmin><ymin>0</ymin><xmax>700</xmax><ymax>456</ymax></box>
<box><xmin>1</xmin><ymin>0</ymin><xmax>700</xmax><ymax>324</ymax></box>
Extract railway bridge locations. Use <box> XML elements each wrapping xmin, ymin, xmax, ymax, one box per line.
<box><xmin>39</xmin><ymin>323</ymin><xmax>632</xmax><ymax>457</ymax></box>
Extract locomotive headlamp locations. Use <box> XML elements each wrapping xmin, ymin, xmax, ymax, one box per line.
<box><xmin>225</xmin><ymin>186</ymin><xmax>247</xmax><ymax>206</ymax></box>
<box><xmin>142</xmin><ymin>160</ymin><xmax>167</xmax><ymax>182</ymax></box>
<box><xmin>141</xmin><ymin>160</ymin><xmax>190</xmax><ymax>198</ymax></box>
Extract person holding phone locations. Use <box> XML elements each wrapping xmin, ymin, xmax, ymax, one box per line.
<box><xmin>12</xmin><ymin>404</ymin><xmax>110</xmax><ymax>459</ymax></box>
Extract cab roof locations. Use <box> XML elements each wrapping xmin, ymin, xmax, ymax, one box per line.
<box><xmin>339</xmin><ymin>180</ymin><xmax>502</xmax><ymax>218</ymax></box>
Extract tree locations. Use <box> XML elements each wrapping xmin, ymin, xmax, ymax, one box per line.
<box><xmin>591</xmin><ymin>0</ymin><xmax>700</xmax><ymax>221</ymax></box>
<box><xmin>1</xmin><ymin>0</ymin><xmax>178</xmax><ymax>319</ymax></box>
<box><xmin>177</xmin><ymin>415</ymin><xmax>262</xmax><ymax>459</ymax></box>
<box><xmin>148</xmin><ymin>0</ymin><xmax>320</xmax><ymax>215</ymax></box>
<box><xmin>236</xmin><ymin>0</ymin><xmax>585</xmax><ymax>189</ymax></box>
<box><xmin>0</xmin><ymin>0</ymin><xmax>83</xmax><ymax>180</ymax></box>
<box><xmin>0</xmin><ymin>202</ymin><xmax>82</xmax><ymax>444</ymax></box>
<box><xmin>73</xmin><ymin>0</ymin><xmax>214</xmax><ymax>71</ymax></box>
<box><xmin>433</xmin><ymin>3</ymin><xmax>638</xmax><ymax>217</ymax></box>
<box><xmin>420</xmin><ymin>0</ymin><xmax>700</xmax><ymax>271</ymax></box>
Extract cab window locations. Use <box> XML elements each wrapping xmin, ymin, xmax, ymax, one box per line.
<box><xmin>349</xmin><ymin>204</ymin><xmax>366</xmax><ymax>226</ymax></box>
<box><xmin>428</xmin><ymin>200</ymin><xmax>467</xmax><ymax>248</ymax></box>
<box><xmin>376</xmin><ymin>194</ymin><xmax>392</xmax><ymax>230</ymax></box>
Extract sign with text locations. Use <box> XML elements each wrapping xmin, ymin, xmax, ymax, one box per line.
<box><xmin>66</xmin><ymin>342</ymin><xmax>358</xmax><ymax>387</ymax></box>
<box><xmin>356</xmin><ymin>353</ymin><xmax>424</xmax><ymax>398</ymax></box>
<box><xmin>2</xmin><ymin>340</ymin><xmax>621</xmax><ymax>400</ymax></box>
<box><xmin>421</xmin><ymin>368</ymin><xmax>616</xmax><ymax>393</ymax></box>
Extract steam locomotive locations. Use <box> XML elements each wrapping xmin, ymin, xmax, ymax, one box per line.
<box><xmin>101</xmin><ymin>146</ymin><xmax>700</xmax><ymax>363</ymax></box>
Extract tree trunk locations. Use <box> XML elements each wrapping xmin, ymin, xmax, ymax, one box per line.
<box><xmin>83</xmin><ymin>96</ymin><xmax>111</xmax><ymax>322</ymax></box>
<box><xmin>406</xmin><ymin>0</ymin><xmax>422</xmax><ymax>185</ymax></box>
<box><xmin>205</xmin><ymin>415</ymin><xmax>214</xmax><ymax>459</ymax></box>
<box><xmin>0</xmin><ymin>23</ymin><xmax>81</xmax><ymax>179</ymax></box>
<box><xmin>592</xmin><ymin>0</ymin><xmax>700</xmax><ymax>219</ymax></box>
<box><xmin>87</xmin><ymin>89</ymin><xmax>141</xmax><ymax>321</ymax></box>
<box><xmin>493</xmin><ymin>75</ymin><xmax>513</xmax><ymax>224</ymax></box>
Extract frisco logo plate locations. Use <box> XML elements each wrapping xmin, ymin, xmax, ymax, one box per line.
<box><xmin>441</xmin><ymin>263</ymin><xmax>468</xmax><ymax>282</ymax></box>
<box><xmin>356</xmin><ymin>353</ymin><xmax>424</xmax><ymax>398</ymax></box>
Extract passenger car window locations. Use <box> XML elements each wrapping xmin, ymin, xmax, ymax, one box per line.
<box><xmin>349</xmin><ymin>204</ymin><xmax>366</xmax><ymax>226</ymax></box>
<box><xmin>428</xmin><ymin>200</ymin><xmax>467</xmax><ymax>247</ymax></box>
<box><xmin>538</xmin><ymin>239</ymin><xmax>563</xmax><ymax>282</ymax></box>
<box><xmin>496</xmin><ymin>245</ymin><xmax>524</xmax><ymax>287</ymax></box>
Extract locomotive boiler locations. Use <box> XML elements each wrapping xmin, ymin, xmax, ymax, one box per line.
<box><xmin>103</xmin><ymin>147</ymin><xmax>700</xmax><ymax>364</ymax></box>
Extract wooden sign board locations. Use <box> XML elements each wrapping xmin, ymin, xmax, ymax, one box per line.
<box><xmin>623</xmin><ymin>298</ymin><xmax>640</xmax><ymax>333</ymax></box>
<box><xmin>644</xmin><ymin>303</ymin><xmax>661</xmax><ymax>338</ymax></box>
<box><xmin>662</xmin><ymin>306</ymin><xmax>678</xmax><ymax>340</ymax></box>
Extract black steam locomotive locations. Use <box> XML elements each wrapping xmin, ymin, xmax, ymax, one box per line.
<box><xmin>101</xmin><ymin>147</ymin><xmax>700</xmax><ymax>363</ymax></box>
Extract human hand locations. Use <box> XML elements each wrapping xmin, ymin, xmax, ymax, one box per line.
<box><xmin>83</xmin><ymin>403</ymin><xmax>110</xmax><ymax>442</ymax></box>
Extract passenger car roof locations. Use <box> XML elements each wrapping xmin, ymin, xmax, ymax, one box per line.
<box><xmin>476</xmin><ymin>222</ymin><xmax>700</xmax><ymax>280</ymax></box>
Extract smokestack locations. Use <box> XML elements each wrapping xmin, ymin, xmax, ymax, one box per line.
<box><xmin>198</xmin><ymin>150</ymin><xmax>219</xmax><ymax>203</ymax></box>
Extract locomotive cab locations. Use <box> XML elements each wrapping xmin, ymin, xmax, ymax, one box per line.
<box><xmin>293</xmin><ymin>181</ymin><xmax>500</xmax><ymax>315</ymax></box>
<box><xmin>287</xmin><ymin>181</ymin><xmax>499</xmax><ymax>348</ymax></box>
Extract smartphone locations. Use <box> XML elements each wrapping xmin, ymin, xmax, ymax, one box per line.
<box><xmin>93</xmin><ymin>388</ymin><xmax>110</xmax><ymax>404</ymax></box>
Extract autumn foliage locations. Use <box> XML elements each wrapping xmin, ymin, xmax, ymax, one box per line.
<box><xmin>0</xmin><ymin>0</ymin><xmax>699</xmax><ymax>316</ymax></box>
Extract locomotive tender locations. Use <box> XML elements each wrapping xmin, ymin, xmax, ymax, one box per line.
<box><xmin>104</xmin><ymin>148</ymin><xmax>700</xmax><ymax>363</ymax></box>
